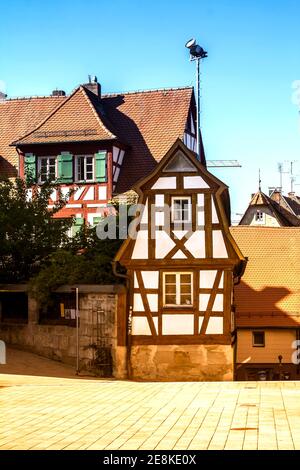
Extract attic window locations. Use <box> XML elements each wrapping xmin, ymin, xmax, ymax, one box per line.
<box><xmin>172</xmin><ymin>197</ymin><xmax>192</xmax><ymax>223</ymax></box>
<box><xmin>252</xmin><ymin>331</ymin><xmax>265</xmax><ymax>347</ymax></box>
<box><xmin>163</xmin><ymin>152</ymin><xmax>197</xmax><ymax>173</ymax></box>
<box><xmin>255</xmin><ymin>210</ymin><xmax>264</xmax><ymax>222</ymax></box>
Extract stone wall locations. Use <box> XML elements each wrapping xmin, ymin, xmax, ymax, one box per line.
<box><xmin>130</xmin><ymin>344</ymin><xmax>233</xmax><ymax>381</ymax></box>
<box><xmin>0</xmin><ymin>285</ymin><xmax>127</xmax><ymax>378</ymax></box>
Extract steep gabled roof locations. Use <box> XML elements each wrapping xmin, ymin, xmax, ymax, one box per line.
<box><xmin>12</xmin><ymin>86</ymin><xmax>117</xmax><ymax>145</ymax></box>
<box><xmin>230</xmin><ymin>226</ymin><xmax>300</xmax><ymax>327</ymax></box>
<box><xmin>239</xmin><ymin>190</ymin><xmax>300</xmax><ymax>226</ymax></box>
<box><xmin>101</xmin><ymin>87</ymin><xmax>195</xmax><ymax>193</ymax></box>
<box><xmin>0</xmin><ymin>85</ymin><xmax>195</xmax><ymax>190</ymax></box>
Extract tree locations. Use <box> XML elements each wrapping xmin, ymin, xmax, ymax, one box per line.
<box><xmin>29</xmin><ymin>224</ymin><xmax>124</xmax><ymax>308</ymax></box>
<box><xmin>0</xmin><ymin>177</ymin><xmax>73</xmax><ymax>282</ymax></box>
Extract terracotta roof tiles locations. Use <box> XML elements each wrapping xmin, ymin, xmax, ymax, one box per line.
<box><xmin>0</xmin><ymin>95</ymin><xmax>65</xmax><ymax>176</ymax></box>
<box><xmin>230</xmin><ymin>226</ymin><xmax>300</xmax><ymax>327</ymax></box>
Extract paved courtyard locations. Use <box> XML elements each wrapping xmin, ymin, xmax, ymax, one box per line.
<box><xmin>0</xmin><ymin>348</ymin><xmax>300</xmax><ymax>450</ymax></box>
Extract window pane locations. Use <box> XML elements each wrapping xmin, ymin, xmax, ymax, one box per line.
<box><xmin>165</xmin><ymin>284</ymin><xmax>176</xmax><ymax>294</ymax></box>
<box><xmin>181</xmin><ymin>284</ymin><xmax>191</xmax><ymax>294</ymax></box>
<box><xmin>165</xmin><ymin>274</ymin><xmax>176</xmax><ymax>284</ymax></box>
<box><xmin>180</xmin><ymin>294</ymin><xmax>192</xmax><ymax>305</ymax></box>
<box><xmin>180</xmin><ymin>274</ymin><xmax>191</xmax><ymax>284</ymax></box>
<box><xmin>165</xmin><ymin>294</ymin><xmax>176</xmax><ymax>305</ymax></box>
<box><xmin>77</xmin><ymin>157</ymin><xmax>83</xmax><ymax>180</ymax></box>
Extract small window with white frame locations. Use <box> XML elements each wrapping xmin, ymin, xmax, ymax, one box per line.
<box><xmin>163</xmin><ymin>272</ymin><xmax>193</xmax><ymax>307</ymax></box>
<box><xmin>38</xmin><ymin>156</ymin><xmax>56</xmax><ymax>183</ymax></box>
<box><xmin>75</xmin><ymin>155</ymin><xmax>94</xmax><ymax>182</ymax></box>
<box><xmin>255</xmin><ymin>210</ymin><xmax>265</xmax><ymax>223</ymax></box>
<box><xmin>171</xmin><ymin>197</ymin><xmax>192</xmax><ymax>223</ymax></box>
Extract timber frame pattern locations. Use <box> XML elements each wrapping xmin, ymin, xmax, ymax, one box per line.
<box><xmin>115</xmin><ymin>139</ymin><xmax>246</xmax><ymax>346</ymax></box>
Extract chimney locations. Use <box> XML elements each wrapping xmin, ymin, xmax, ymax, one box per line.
<box><xmin>288</xmin><ymin>191</ymin><xmax>296</xmax><ymax>198</ymax></box>
<box><xmin>51</xmin><ymin>89</ymin><xmax>66</xmax><ymax>97</ymax></box>
<box><xmin>0</xmin><ymin>91</ymin><xmax>7</xmax><ymax>101</ymax></box>
<box><xmin>83</xmin><ymin>75</ymin><xmax>101</xmax><ymax>97</ymax></box>
<box><xmin>271</xmin><ymin>189</ymin><xmax>281</xmax><ymax>203</ymax></box>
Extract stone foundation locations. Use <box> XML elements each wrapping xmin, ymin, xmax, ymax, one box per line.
<box><xmin>130</xmin><ymin>344</ymin><xmax>233</xmax><ymax>381</ymax></box>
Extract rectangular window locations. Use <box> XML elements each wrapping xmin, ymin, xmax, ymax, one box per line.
<box><xmin>75</xmin><ymin>155</ymin><xmax>94</xmax><ymax>182</ymax></box>
<box><xmin>171</xmin><ymin>197</ymin><xmax>192</xmax><ymax>223</ymax></box>
<box><xmin>252</xmin><ymin>331</ymin><xmax>265</xmax><ymax>347</ymax></box>
<box><xmin>163</xmin><ymin>272</ymin><xmax>193</xmax><ymax>307</ymax></box>
<box><xmin>38</xmin><ymin>157</ymin><xmax>56</xmax><ymax>183</ymax></box>
<box><xmin>255</xmin><ymin>210</ymin><xmax>265</xmax><ymax>223</ymax></box>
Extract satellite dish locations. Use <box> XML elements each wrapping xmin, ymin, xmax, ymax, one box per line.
<box><xmin>185</xmin><ymin>38</ymin><xmax>196</xmax><ymax>49</ymax></box>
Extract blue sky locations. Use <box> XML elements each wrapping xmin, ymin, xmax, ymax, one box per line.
<box><xmin>1</xmin><ymin>0</ymin><xmax>300</xmax><ymax>220</ymax></box>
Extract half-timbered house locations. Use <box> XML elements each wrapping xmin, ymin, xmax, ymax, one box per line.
<box><xmin>0</xmin><ymin>78</ymin><xmax>200</xmax><ymax>230</ymax></box>
<box><xmin>114</xmin><ymin>139</ymin><xmax>246</xmax><ymax>381</ymax></box>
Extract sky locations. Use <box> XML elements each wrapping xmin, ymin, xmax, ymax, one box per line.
<box><xmin>1</xmin><ymin>0</ymin><xmax>300</xmax><ymax>221</ymax></box>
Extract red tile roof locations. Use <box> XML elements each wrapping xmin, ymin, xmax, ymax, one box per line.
<box><xmin>12</xmin><ymin>86</ymin><xmax>116</xmax><ymax>145</ymax></box>
<box><xmin>0</xmin><ymin>85</ymin><xmax>194</xmax><ymax>192</ymax></box>
<box><xmin>101</xmin><ymin>87</ymin><xmax>194</xmax><ymax>192</ymax></box>
<box><xmin>230</xmin><ymin>226</ymin><xmax>300</xmax><ymax>327</ymax></box>
<box><xmin>239</xmin><ymin>190</ymin><xmax>300</xmax><ymax>226</ymax></box>
<box><xmin>0</xmin><ymin>95</ymin><xmax>65</xmax><ymax>177</ymax></box>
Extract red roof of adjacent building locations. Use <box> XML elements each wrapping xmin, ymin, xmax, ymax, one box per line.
<box><xmin>0</xmin><ymin>95</ymin><xmax>66</xmax><ymax>177</ymax></box>
<box><xmin>230</xmin><ymin>226</ymin><xmax>300</xmax><ymax>327</ymax></box>
<box><xmin>0</xmin><ymin>85</ymin><xmax>194</xmax><ymax>191</ymax></box>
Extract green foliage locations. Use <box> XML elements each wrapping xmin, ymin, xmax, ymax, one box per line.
<box><xmin>0</xmin><ymin>176</ymin><xmax>127</xmax><ymax>305</ymax></box>
<box><xmin>29</xmin><ymin>225</ymin><xmax>124</xmax><ymax>308</ymax></box>
<box><xmin>0</xmin><ymin>177</ymin><xmax>73</xmax><ymax>282</ymax></box>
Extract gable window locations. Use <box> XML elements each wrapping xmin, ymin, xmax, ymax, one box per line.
<box><xmin>255</xmin><ymin>210</ymin><xmax>264</xmax><ymax>222</ymax></box>
<box><xmin>38</xmin><ymin>157</ymin><xmax>56</xmax><ymax>183</ymax></box>
<box><xmin>171</xmin><ymin>197</ymin><xmax>192</xmax><ymax>223</ymax></box>
<box><xmin>75</xmin><ymin>155</ymin><xmax>94</xmax><ymax>182</ymax></box>
<box><xmin>163</xmin><ymin>272</ymin><xmax>193</xmax><ymax>307</ymax></box>
<box><xmin>252</xmin><ymin>331</ymin><xmax>265</xmax><ymax>347</ymax></box>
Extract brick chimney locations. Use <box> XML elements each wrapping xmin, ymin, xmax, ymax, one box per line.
<box><xmin>271</xmin><ymin>189</ymin><xmax>281</xmax><ymax>203</ymax></box>
<box><xmin>83</xmin><ymin>75</ymin><xmax>101</xmax><ymax>97</ymax></box>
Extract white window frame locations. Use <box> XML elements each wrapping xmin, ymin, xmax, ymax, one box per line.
<box><xmin>75</xmin><ymin>155</ymin><xmax>94</xmax><ymax>182</ymax></box>
<box><xmin>171</xmin><ymin>196</ymin><xmax>192</xmax><ymax>223</ymax></box>
<box><xmin>163</xmin><ymin>272</ymin><xmax>193</xmax><ymax>307</ymax></box>
<box><xmin>38</xmin><ymin>156</ymin><xmax>57</xmax><ymax>183</ymax></box>
<box><xmin>255</xmin><ymin>210</ymin><xmax>265</xmax><ymax>224</ymax></box>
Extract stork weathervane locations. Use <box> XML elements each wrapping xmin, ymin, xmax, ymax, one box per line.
<box><xmin>185</xmin><ymin>39</ymin><xmax>207</xmax><ymax>165</ymax></box>
<box><xmin>185</xmin><ymin>39</ymin><xmax>241</xmax><ymax>170</ymax></box>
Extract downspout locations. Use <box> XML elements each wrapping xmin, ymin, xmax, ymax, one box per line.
<box><xmin>112</xmin><ymin>261</ymin><xmax>131</xmax><ymax>378</ymax></box>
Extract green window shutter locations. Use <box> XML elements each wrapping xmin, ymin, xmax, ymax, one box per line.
<box><xmin>93</xmin><ymin>216</ymin><xmax>101</xmax><ymax>227</ymax></box>
<box><xmin>72</xmin><ymin>217</ymin><xmax>84</xmax><ymax>236</ymax></box>
<box><xmin>24</xmin><ymin>153</ymin><xmax>36</xmax><ymax>183</ymax></box>
<box><xmin>58</xmin><ymin>152</ymin><xmax>73</xmax><ymax>183</ymax></box>
<box><xmin>95</xmin><ymin>151</ymin><xmax>107</xmax><ymax>182</ymax></box>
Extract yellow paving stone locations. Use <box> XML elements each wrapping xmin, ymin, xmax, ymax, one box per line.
<box><xmin>2</xmin><ymin>351</ymin><xmax>300</xmax><ymax>451</ymax></box>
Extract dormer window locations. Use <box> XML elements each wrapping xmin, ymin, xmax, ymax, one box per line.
<box><xmin>171</xmin><ymin>197</ymin><xmax>192</xmax><ymax>223</ymax></box>
<box><xmin>38</xmin><ymin>156</ymin><xmax>56</xmax><ymax>183</ymax></box>
<box><xmin>76</xmin><ymin>155</ymin><xmax>94</xmax><ymax>182</ymax></box>
<box><xmin>255</xmin><ymin>210</ymin><xmax>264</xmax><ymax>223</ymax></box>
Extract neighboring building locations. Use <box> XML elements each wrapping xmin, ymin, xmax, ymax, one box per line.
<box><xmin>270</xmin><ymin>189</ymin><xmax>300</xmax><ymax>219</ymax></box>
<box><xmin>0</xmin><ymin>78</ymin><xmax>200</xmax><ymax>227</ymax></box>
<box><xmin>231</xmin><ymin>226</ymin><xmax>300</xmax><ymax>381</ymax></box>
<box><xmin>239</xmin><ymin>190</ymin><xmax>300</xmax><ymax>227</ymax></box>
<box><xmin>114</xmin><ymin>139</ymin><xmax>246</xmax><ymax>381</ymax></box>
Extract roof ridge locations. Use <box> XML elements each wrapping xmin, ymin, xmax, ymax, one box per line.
<box><xmin>11</xmin><ymin>87</ymin><xmax>81</xmax><ymax>144</ymax></box>
<box><xmin>102</xmin><ymin>85</ymin><xmax>193</xmax><ymax>97</ymax></box>
<box><xmin>2</xmin><ymin>95</ymin><xmax>66</xmax><ymax>102</ymax></box>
